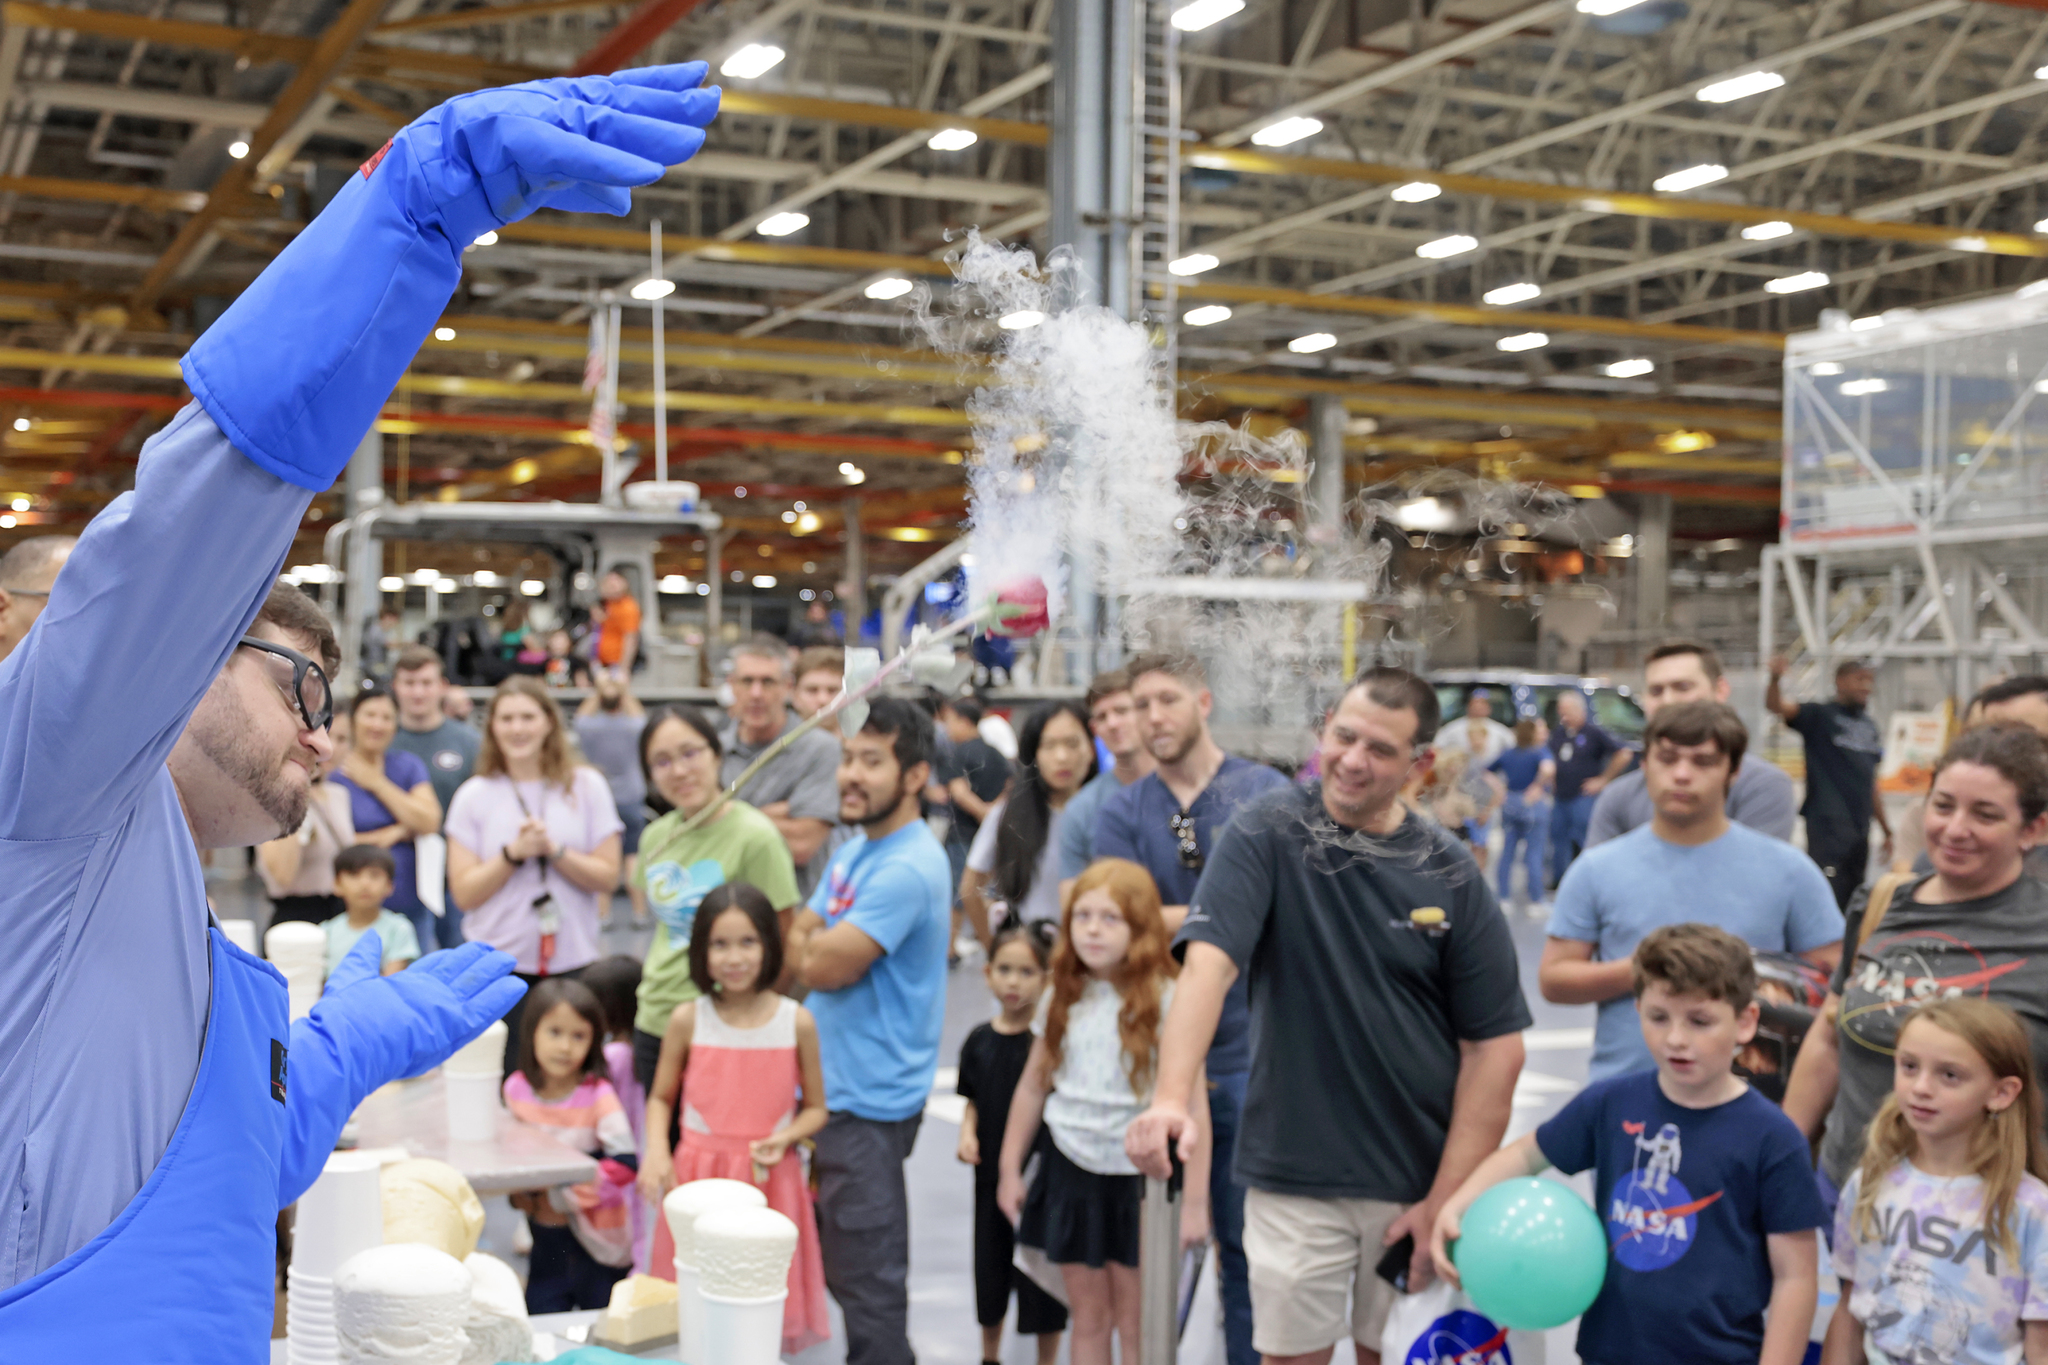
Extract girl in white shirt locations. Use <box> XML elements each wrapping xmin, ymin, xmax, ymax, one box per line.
<box><xmin>997</xmin><ymin>858</ymin><xmax>1210</xmax><ymax>1365</ymax></box>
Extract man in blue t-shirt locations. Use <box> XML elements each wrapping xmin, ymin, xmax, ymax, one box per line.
<box><xmin>790</xmin><ymin>697</ymin><xmax>952</xmax><ymax>1365</ymax></box>
<box><xmin>1542</xmin><ymin>701</ymin><xmax>1844</xmax><ymax>1080</ymax></box>
<box><xmin>1548</xmin><ymin>689</ymin><xmax>1630</xmax><ymax>882</ymax></box>
<box><xmin>1056</xmin><ymin>668</ymin><xmax>1156</xmax><ymax>883</ymax></box>
<box><xmin>1095</xmin><ymin>652</ymin><xmax>1287</xmax><ymax>1365</ymax></box>
<box><xmin>1434</xmin><ymin>923</ymin><xmax>1824</xmax><ymax>1365</ymax></box>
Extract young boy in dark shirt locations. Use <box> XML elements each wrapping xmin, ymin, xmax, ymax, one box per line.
<box><xmin>1431</xmin><ymin>923</ymin><xmax>1823</xmax><ymax>1365</ymax></box>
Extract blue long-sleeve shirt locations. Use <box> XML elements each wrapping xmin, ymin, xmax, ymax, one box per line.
<box><xmin>0</xmin><ymin>403</ymin><xmax>313</xmax><ymax>1286</ymax></box>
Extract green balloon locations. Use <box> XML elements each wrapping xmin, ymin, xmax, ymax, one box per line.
<box><xmin>1451</xmin><ymin>1177</ymin><xmax>1608</xmax><ymax>1330</ymax></box>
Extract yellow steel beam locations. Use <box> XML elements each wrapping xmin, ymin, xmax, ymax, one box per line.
<box><xmin>422</xmin><ymin>327</ymin><xmax>966</xmax><ymax>386</ymax></box>
<box><xmin>375</xmin><ymin>0</ymin><xmax>620</xmax><ymax>35</ymax></box>
<box><xmin>718</xmin><ymin>90</ymin><xmax>1047</xmax><ymax>146</ymax></box>
<box><xmin>1187</xmin><ymin>145</ymin><xmax>2048</xmax><ymax>261</ymax></box>
<box><xmin>437</xmin><ymin>311</ymin><xmax>965</xmax><ymax>365</ymax></box>
<box><xmin>0</xmin><ymin>173</ymin><xmax>211</xmax><ymax>214</ymax></box>
<box><xmin>494</xmin><ymin>218</ymin><xmax>959</xmax><ymax>277</ymax></box>
<box><xmin>1178</xmin><ymin>279</ymin><xmax>1785</xmax><ymax>352</ymax></box>
<box><xmin>129</xmin><ymin>0</ymin><xmax>394</xmax><ymax>312</ymax></box>
<box><xmin>392</xmin><ymin>370</ymin><xmax>969</xmax><ymax>426</ymax></box>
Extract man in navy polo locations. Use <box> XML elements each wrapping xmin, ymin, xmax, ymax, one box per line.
<box><xmin>1548</xmin><ymin>689</ymin><xmax>1629</xmax><ymax>884</ymax></box>
<box><xmin>1092</xmin><ymin>652</ymin><xmax>1287</xmax><ymax>1365</ymax></box>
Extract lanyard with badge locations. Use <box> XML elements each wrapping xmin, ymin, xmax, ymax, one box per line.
<box><xmin>510</xmin><ymin>780</ymin><xmax>562</xmax><ymax>975</ymax></box>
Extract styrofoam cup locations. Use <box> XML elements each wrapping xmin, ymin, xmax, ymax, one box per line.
<box><xmin>220</xmin><ymin>919</ymin><xmax>259</xmax><ymax>955</ymax></box>
<box><xmin>291</xmin><ymin>1151</ymin><xmax>384</xmax><ymax>1279</ymax></box>
<box><xmin>700</xmin><ymin>1290</ymin><xmax>786</xmax><ymax>1365</ymax></box>
<box><xmin>675</xmin><ymin>1261</ymin><xmax>702</xmax><ymax>1365</ymax></box>
<box><xmin>444</xmin><ymin>1070</ymin><xmax>500</xmax><ymax>1142</ymax></box>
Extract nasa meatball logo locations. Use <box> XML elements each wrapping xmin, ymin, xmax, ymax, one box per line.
<box><xmin>432</xmin><ymin>749</ymin><xmax>465</xmax><ymax>771</ymax></box>
<box><xmin>1402</xmin><ymin>1309</ymin><xmax>1510</xmax><ymax>1365</ymax></box>
<box><xmin>1607</xmin><ymin>1119</ymin><xmax>1722</xmax><ymax>1271</ymax></box>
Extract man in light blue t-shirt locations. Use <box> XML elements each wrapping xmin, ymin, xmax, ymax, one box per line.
<box><xmin>1541</xmin><ymin>700</ymin><xmax>1844</xmax><ymax>1080</ymax></box>
<box><xmin>790</xmin><ymin>697</ymin><xmax>950</xmax><ymax>1365</ymax></box>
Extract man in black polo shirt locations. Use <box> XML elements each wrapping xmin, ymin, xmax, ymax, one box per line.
<box><xmin>1767</xmin><ymin>655</ymin><xmax>1892</xmax><ymax>908</ymax></box>
<box><xmin>1127</xmin><ymin>666</ymin><xmax>1529</xmax><ymax>1364</ymax></box>
<box><xmin>1548</xmin><ymin>689</ymin><xmax>1629</xmax><ymax>883</ymax></box>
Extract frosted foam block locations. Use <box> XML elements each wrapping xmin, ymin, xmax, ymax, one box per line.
<box><xmin>382</xmin><ymin>1158</ymin><xmax>486</xmax><ymax>1261</ymax></box>
<box><xmin>335</xmin><ymin>1243</ymin><xmax>472</xmax><ymax>1365</ymax></box>
<box><xmin>459</xmin><ymin>1253</ymin><xmax>533</xmax><ymax>1365</ymax></box>
<box><xmin>267</xmin><ymin>920</ymin><xmax>327</xmax><ymax>970</ymax></box>
<box><xmin>443</xmin><ymin>1021</ymin><xmax>507</xmax><ymax>1078</ymax></box>
<box><xmin>695</xmin><ymin>1207</ymin><xmax>799</xmax><ymax>1300</ymax></box>
<box><xmin>461</xmin><ymin>1253</ymin><xmax>526</xmax><ymax>1324</ymax></box>
<box><xmin>663</xmin><ymin>1179</ymin><xmax>764</xmax><ymax>1271</ymax></box>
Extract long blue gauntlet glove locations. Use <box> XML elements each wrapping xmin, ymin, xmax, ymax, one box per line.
<box><xmin>279</xmin><ymin>935</ymin><xmax>527</xmax><ymax>1206</ymax></box>
<box><xmin>184</xmin><ymin>64</ymin><xmax>720</xmax><ymax>491</ymax></box>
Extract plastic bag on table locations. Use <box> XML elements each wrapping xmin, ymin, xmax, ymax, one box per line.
<box><xmin>1379</xmin><ymin>1279</ymin><xmax>1511</xmax><ymax>1364</ymax></box>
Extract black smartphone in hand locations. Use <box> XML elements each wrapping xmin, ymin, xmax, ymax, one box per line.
<box><xmin>1375</xmin><ymin>1233</ymin><xmax>1415</xmax><ymax>1292</ymax></box>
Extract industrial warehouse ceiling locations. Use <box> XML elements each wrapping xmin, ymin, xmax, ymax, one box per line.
<box><xmin>3</xmin><ymin>0</ymin><xmax>2048</xmax><ymax>570</ymax></box>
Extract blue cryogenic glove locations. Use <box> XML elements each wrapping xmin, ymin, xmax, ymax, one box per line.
<box><xmin>183</xmin><ymin>64</ymin><xmax>720</xmax><ymax>492</ymax></box>
<box><xmin>278</xmin><ymin>936</ymin><xmax>527</xmax><ymax>1206</ymax></box>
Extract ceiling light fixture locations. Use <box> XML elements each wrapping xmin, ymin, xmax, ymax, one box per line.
<box><xmin>1605</xmin><ymin>358</ymin><xmax>1655</xmax><ymax>378</ymax></box>
<box><xmin>998</xmin><ymin>309</ymin><xmax>1045</xmax><ymax>330</ymax></box>
<box><xmin>1497</xmin><ymin>332</ymin><xmax>1549</xmax><ymax>352</ymax></box>
<box><xmin>1810</xmin><ymin>362</ymin><xmax>1844</xmax><ymax>376</ymax></box>
<box><xmin>1697</xmin><ymin>70</ymin><xmax>1785</xmax><ymax>103</ymax></box>
<box><xmin>865</xmin><ymin>277</ymin><xmax>914</xmax><ymax>300</ymax></box>
<box><xmin>1170</xmin><ymin>0</ymin><xmax>1244</xmax><ymax>30</ymax></box>
<box><xmin>1390</xmin><ymin>181</ymin><xmax>1442</xmax><ymax>203</ymax></box>
<box><xmin>1288</xmin><ymin>332</ymin><xmax>1337</xmax><ymax>354</ymax></box>
<box><xmin>1765</xmin><ymin>270</ymin><xmax>1830</xmax><ymax>294</ymax></box>
<box><xmin>1250</xmin><ymin>116</ymin><xmax>1322</xmax><ymax>147</ymax></box>
<box><xmin>752</xmin><ymin>575</ymin><xmax>777</xmax><ymax>589</ymax></box>
<box><xmin>1652</xmin><ymin>163</ymin><xmax>1729</xmax><ymax>193</ymax></box>
<box><xmin>629</xmin><ymin>278</ymin><xmax>676</xmax><ymax>301</ymax></box>
<box><xmin>520</xmin><ymin>579</ymin><xmax>546</xmax><ymax>596</ymax></box>
<box><xmin>1169</xmin><ymin>252</ymin><xmax>1220</xmax><ymax>276</ymax></box>
<box><xmin>1576</xmin><ymin>0</ymin><xmax>1649</xmax><ymax>12</ymax></box>
<box><xmin>1182</xmin><ymin>304</ymin><xmax>1233</xmax><ymax>326</ymax></box>
<box><xmin>1483</xmin><ymin>281</ymin><xmax>1541</xmax><ymax>306</ymax></box>
<box><xmin>756</xmin><ymin>211</ymin><xmax>809</xmax><ymax>237</ymax></box>
<box><xmin>1416</xmin><ymin>234</ymin><xmax>1479</xmax><ymax>259</ymax></box>
<box><xmin>379</xmin><ymin>576</ymin><xmax>405</xmax><ymax>592</ymax></box>
<box><xmin>432</xmin><ymin>326</ymin><xmax>457</xmax><ymax>341</ymax></box>
<box><xmin>228</xmin><ymin>139</ymin><xmax>250</xmax><ymax>159</ymax></box>
<box><xmin>927</xmin><ymin>127</ymin><xmax>977</xmax><ymax>151</ymax></box>
<box><xmin>471</xmin><ymin>231</ymin><xmax>498</xmax><ymax>247</ymax></box>
<box><xmin>1742</xmin><ymin>220</ymin><xmax>1795</xmax><ymax>241</ymax></box>
<box><xmin>720</xmin><ymin>43</ymin><xmax>785</xmax><ymax>79</ymax></box>
<box><xmin>1840</xmin><ymin>378</ymin><xmax>1890</xmax><ymax>396</ymax></box>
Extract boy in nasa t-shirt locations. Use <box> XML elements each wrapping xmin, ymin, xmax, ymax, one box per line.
<box><xmin>1432</xmin><ymin>924</ymin><xmax>1824</xmax><ymax>1365</ymax></box>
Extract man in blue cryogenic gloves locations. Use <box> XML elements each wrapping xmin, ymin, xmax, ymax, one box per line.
<box><xmin>0</xmin><ymin>64</ymin><xmax>720</xmax><ymax>1360</ymax></box>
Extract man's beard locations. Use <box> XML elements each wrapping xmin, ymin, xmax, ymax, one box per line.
<box><xmin>1150</xmin><ymin>722</ymin><xmax>1200</xmax><ymax>766</ymax></box>
<box><xmin>847</xmin><ymin>782</ymin><xmax>907</xmax><ymax>828</ymax></box>
<box><xmin>196</xmin><ymin>688</ymin><xmax>308</xmax><ymax>834</ymax></box>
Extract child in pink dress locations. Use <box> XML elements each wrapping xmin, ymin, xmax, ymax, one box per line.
<box><xmin>638</xmin><ymin>882</ymin><xmax>831</xmax><ymax>1356</ymax></box>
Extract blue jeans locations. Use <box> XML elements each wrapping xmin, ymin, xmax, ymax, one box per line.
<box><xmin>1497</xmin><ymin>795</ymin><xmax>1548</xmax><ymax>903</ymax></box>
<box><xmin>1549</xmin><ymin>792</ymin><xmax>1597</xmax><ymax>885</ymax></box>
<box><xmin>1210</xmin><ymin>1070</ymin><xmax>1255</xmax><ymax>1365</ymax></box>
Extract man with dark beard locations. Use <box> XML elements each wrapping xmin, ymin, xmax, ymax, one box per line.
<box><xmin>0</xmin><ymin>62</ymin><xmax>720</xmax><ymax>1358</ymax></box>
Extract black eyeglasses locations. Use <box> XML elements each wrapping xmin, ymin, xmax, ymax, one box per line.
<box><xmin>1169</xmin><ymin>810</ymin><xmax>1202</xmax><ymax>870</ymax></box>
<box><xmin>239</xmin><ymin>636</ymin><xmax>334</xmax><ymax>732</ymax></box>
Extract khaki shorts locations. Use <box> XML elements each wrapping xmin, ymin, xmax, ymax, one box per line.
<box><xmin>1244</xmin><ymin>1187</ymin><xmax>1409</xmax><ymax>1357</ymax></box>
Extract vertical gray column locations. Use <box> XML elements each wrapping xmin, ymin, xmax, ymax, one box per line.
<box><xmin>1050</xmin><ymin>0</ymin><xmax>1136</xmax><ymax>313</ymax></box>
<box><xmin>842</xmin><ymin>496</ymin><xmax>867</xmax><ymax>640</ymax></box>
<box><xmin>1634</xmin><ymin>492</ymin><xmax>1672</xmax><ymax>642</ymax></box>
<box><xmin>343</xmin><ymin>427</ymin><xmax>384</xmax><ymax>685</ymax></box>
<box><xmin>1308</xmin><ymin>394</ymin><xmax>1348</xmax><ymax>576</ymax></box>
<box><xmin>705</xmin><ymin>528</ymin><xmax>727</xmax><ymax>684</ymax></box>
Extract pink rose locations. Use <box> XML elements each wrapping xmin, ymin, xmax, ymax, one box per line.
<box><xmin>989</xmin><ymin>576</ymin><xmax>1050</xmax><ymax>638</ymax></box>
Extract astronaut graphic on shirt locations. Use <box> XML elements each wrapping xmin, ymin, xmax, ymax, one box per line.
<box><xmin>1637</xmin><ymin>1122</ymin><xmax>1682</xmax><ymax>1197</ymax></box>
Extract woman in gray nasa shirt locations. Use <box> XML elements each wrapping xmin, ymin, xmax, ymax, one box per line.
<box><xmin>1783</xmin><ymin>724</ymin><xmax>2048</xmax><ymax>1204</ymax></box>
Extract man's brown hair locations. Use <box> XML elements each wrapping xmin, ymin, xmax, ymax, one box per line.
<box><xmin>795</xmin><ymin>645</ymin><xmax>844</xmax><ymax>681</ymax></box>
<box><xmin>1085</xmin><ymin>668</ymin><xmax>1132</xmax><ymax>712</ymax></box>
<box><xmin>1124</xmin><ymin>651</ymin><xmax>1206</xmax><ymax>689</ymax></box>
<box><xmin>1643</xmin><ymin>699</ymin><xmax>1748</xmax><ymax>773</ymax></box>
<box><xmin>393</xmin><ymin>643</ymin><xmax>442</xmax><ymax>677</ymax></box>
<box><xmin>256</xmin><ymin>581</ymin><xmax>339</xmax><ymax>675</ymax></box>
<box><xmin>1632</xmin><ymin>922</ymin><xmax>1757</xmax><ymax>1011</ymax></box>
<box><xmin>1644</xmin><ymin>637</ymin><xmax>1724</xmax><ymax>683</ymax></box>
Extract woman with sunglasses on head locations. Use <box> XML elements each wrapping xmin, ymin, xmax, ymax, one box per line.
<box><xmin>330</xmin><ymin>683</ymin><xmax>443</xmax><ymax>952</ymax></box>
<box><xmin>960</xmin><ymin>701</ymin><xmax>1098</xmax><ymax>944</ymax></box>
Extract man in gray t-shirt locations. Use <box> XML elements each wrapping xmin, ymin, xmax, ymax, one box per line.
<box><xmin>388</xmin><ymin>644</ymin><xmax>481</xmax><ymax>949</ymax></box>
<box><xmin>1587</xmin><ymin>638</ymin><xmax>1797</xmax><ymax>847</ymax></box>
<box><xmin>721</xmin><ymin>635</ymin><xmax>844</xmax><ymax>894</ymax></box>
<box><xmin>575</xmin><ymin>674</ymin><xmax>650</xmax><ymax>923</ymax></box>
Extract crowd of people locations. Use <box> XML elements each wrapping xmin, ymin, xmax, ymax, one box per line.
<box><xmin>22</xmin><ymin>516</ymin><xmax>2048</xmax><ymax>1365</ymax></box>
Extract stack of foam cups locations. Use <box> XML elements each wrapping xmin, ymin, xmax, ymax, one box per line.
<box><xmin>220</xmin><ymin>919</ymin><xmax>259</xmax><ymax>956</ymax></box>
<box><xmin>266</xmin><ymin>920</ymin><xmax>327</xmax><ymax>1021</ymax></box>
<box><xmin>288</xmin><ymin>1151</ymin><xmax>386</xmax><ymax>1365</ymax></box>
<box><xmin>696</xmin><ymin>1207</ymin><xmax>799</xmax><ymax>1365</ymax></box>
<box><xmin>442</xmin><ymin>1020</ymin><xmax>506</xmax><ymax>1142</ymax></box>
<box><xmin>664</xmin><ymin>1179</ymin><xmax>765</xmax><ymax>1365</ymax></box>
